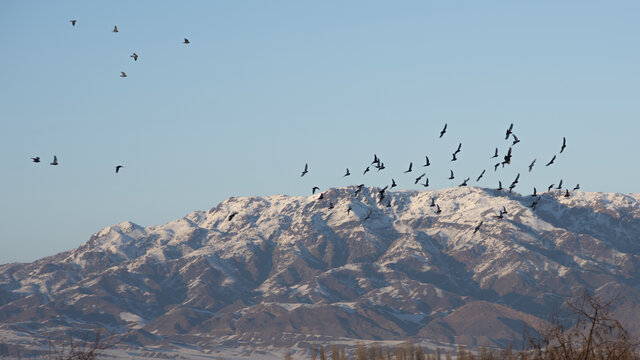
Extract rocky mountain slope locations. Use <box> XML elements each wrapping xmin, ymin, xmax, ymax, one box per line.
<box><xmin>1</xmin><ymin>187</ymin><xmax>640</xmax><ymax>353</ymax></box>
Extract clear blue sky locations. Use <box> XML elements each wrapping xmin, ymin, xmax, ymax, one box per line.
<box><xmin>1</xmin><ymin>1</ymin><xmax>638</xmax><ymax>264</ymax></box>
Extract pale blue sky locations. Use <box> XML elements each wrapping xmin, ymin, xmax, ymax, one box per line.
<box><xmin>1</xmin><ymin>1</ymin><xmax>638</xmax><ymax>264</ymax></box>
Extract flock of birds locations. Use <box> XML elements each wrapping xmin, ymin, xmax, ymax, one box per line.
<box><xmin>30</xmin><ymin>20</ymin><xmax>193</xmax><ymax>174</ymax></box>
<box><xmin>296</xmin><ymin>123</ymin><xmax>576</xmax><ymax>235</ymax></box>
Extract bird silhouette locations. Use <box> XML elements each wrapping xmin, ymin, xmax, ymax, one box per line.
<box><xmin>531</xmin><ymin>197</ymin><xmax>540</xmax><ymax>210</ymax></box>
<box><xmin>354</xmin><ymin>184</ymin><xmax>365</xmax><ymax>196</ymax></box>
<box><xmin>556</xmin><ymin>179</ymin><xmax>563</xmax><ymax>190</ymax></box>
<box><xmin>343</xmin><ymin>168</ymin><xmax>351</xmax><ymax>177</ymax></box>
<box><xmin>494</xmin><ymin>163</ymin><xmax>500</xmax><ymax>171</ymax></box>
<box><xmin>545</xmin><ymin>155</ymin><xmax>556</xmax><ymax>166</ymax></box>
<box><xmin>564</xmin><ymin>189</ymin><xmax>570</xmax><ymax>198</ymax></box>
<box><xmin>404</xmin><ymin>162</ymin><xmax>413</xmax><ymax>173</ymax></box>
<box><xmin>528</xmin><ymin>159</ymin><xmax>536</xmax><ymax>172</ymax></box>
<box><xmin>430</xmin><ymin>198</ymin><xmax>436</xmax><ymax>207</ymax></box>
<box><xmin>423</xmin><ymin>156</ymin><xmax>431</xmax><ymax>167</ymax></box>
<box><xmin>70</xmin><ymin>20</ymin><xmax>77</xmax><ymax>26</ymax></box>
<box><xmin>573</xmin><ymin>184</ymin><xmax>580</xmax><ymax>190</ymax></box>
<box><xmin>371</xmin><ymin>154</ymin><xmax>379</xmax><ymax>165</ymax></box>
<box><xmin>548</xmin><ymin>184</ymin><xmax>554</xmax><ymax>192</ymax></box>
<box><xmin>112</xmin><ymin>25</ymin><xmax>118</xmax><ymax>33</ymax></box>
<box><xmin>531</xmin><ymin>187</ymin><xmax>537</xmax><ymax>196</ymax></box>
<box><xmin>459</xmin><ymin>178</ymin><xmax>470</xmax><ymax>187</ymax></box>
<box><xmin>502</xmin><ymin>147</ymin><xmax>512</xmax><ymax>165</ymax></box>
<box><xmin>454</xmin><ymin>143</ymin><xmax>462</xmax><ymax>154</ymax></box>
<box><xmin>390</xmin><ymin>179</ymin><xmax>397</xmax><ymax>189</ymax></box>
<box><xmin>301</xmin><ymin>163</ymin><xmax>308</xmax><ymax>177</ymax></box>
<box><xmin>505</xmin><ymin>123</ymin><xmax>513</xmax><ymax>140</ymax></box>
<box><xmin>363</xmin><ymin>166</ymin><xmax>370</xmax><ymax>175</ymax></box>
<box><xmin>228</xmin><ymin>212</ymin><xmax>238</xmax><ymax>221</ymax></box>
<box><xmin>512</xmin><ymin>134</ymin><xmax>520</xmax><ymax>145</ymax></box>
<box><xmin>318</xmin><ymin>193</ymin><xmax>324</xmax><ymax>200</ymax></box>
<box><xmin>451</xmin><ymin>152</ymin><xmax>457</xmax><ymax>161</ymax></box>
<box><xmin>473</xmin><ymin>221</ymin><xmax>483</xmax><ymax>234</ymax></box>
<box><xmin>31</xmin><ymin>157</ymin><xmax>40</xmax><ymax>163</ymax></box>
<box><xmin>491</xmin><ymin>148</ymin><xmax>498</xmax><ymax>158</ymax></box>
<box><xmin>376</xmin><ymin>162</ymin><xmax>386</xmax><ymax>171</ymax></box>
<box><xmin>421</xmin><ymin>177</ymin><xmax>429</xmax><ymax>187</ymax></box>
<box><xmin>439</xmin><ymin>123</ymin><xmax>447</xmax><ymax>138</ymax></box>
<box><xmin>115</xmin><ymin>165</ymin><xmax>124</xmax><ymax>173</ymax></box>
<box><xmin>347</xmin><ymin>206</ymin><xmax>352</xmax><ymax>215</ymax></box>
<box><xmin>509</xmin><ymin>183</ymin><xmax>516</xmax><ymax>193</ymax></box>
<box><xmin>448</xmin><ymin>170</ymin><xmax>454</xmax><ymax>180</ymax></box>
<box><xmin>414</xmin><ymin>173</ymin><xmax>425</xmax><ymax>184</ymax></box>
<box><xmin>120</xmin><ymin>72</ymin><xmax>127</xmax><ymax>78</ymax></box>
<box><xmin>183</xmin><ymin>38</ymin><xmax>190</xmax><ymax>44</ymax></box>
<box><xmin>312</xmin><ymin>186</ymin><xmax>320</xmax><ymax>194</ymax></box>
<box><xmin>476</xmin><ymin>169</ymin><xmax>486</xmax><ymax>182</ymax></box>
<box><xmin>435</xmin><ymin>204</ymin><xmax>441</xmax><ymax>214</ymax></box>
<box><xmin>497</xmin><ymin>181</ymin><xmax>503</xmax><ymax>190</ymax></box>
<box><xmin>131</xmin><ymin>53</ymin><xmax>138</xmax><ymax>61</ymax></box>
<box><xmin>502</xmin><ymin>206</ymin><xmax>508</xmax><ymax>214</ymax></box>
<box><xmin>495</xmin><ymin>210</ymin><xmax>504</xmax><ymax>219</ymax></box>
<box><xmin>513</xmin><ymin>173</ymin><xmax>520</xmax><ymax>184</ymax></box>
<box><xmin>50</xmin><ymin>155</ymin><xmax>58</xmax><ymax>166</ymax></box>
<box><xmin>560</xmin><ymin>137</ymin><xmax>567</xmax><ymax>153</ymax></box>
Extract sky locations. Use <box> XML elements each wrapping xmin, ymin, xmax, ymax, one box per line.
<box><xmin>1</xmin><ymin>1</ymin><xmax>639</xmax><ymax>264</ymax></box>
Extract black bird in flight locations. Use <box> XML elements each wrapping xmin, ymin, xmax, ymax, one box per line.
<box><xmin>502</xmin><ymin>206</ymin><xmax>508</xmax><ymax>215</ymax></box>
<box><xmin>183</xmin><ymin>38</ymin><xmax>190</xmax><ymax>44</ymax></box>
<box><xmin>363</xmin><ymin>166</ymin><xmax>370</xmax><ymax>175</ymax></box>
<box><xmin>131</xmin><ymin>53</ymin><xmax>138</xmax><ymax>61</ymax></box>
<box><xmin>70</xmin><ymin>20</ymin><xmax>77</xmax><ymax>26</ymax></box>
<box><xmin>508</xmin><ymin>183</ymin><xmax>516</xmax><ymax>193</ymax></box>
<box><xmin>312</xmin><ymin>186</ymin><xmax>320</xmax><ymax>194</ymax></box>
<box><xmin>448</xmin><ymin>170</ymin><xmax>455</xmax><ymax>180</ymax></box>
<box><xmin>435</xmin><ymin>204</ymin><xmax>442</xmax><ymax>214</ymax></box>
<box><xmin>228</xmin><ymin>212</ymin><xmax>238</xmax><ymax>221</ymax></box>
<box><xmin>386</xmin><ymin>201</ymin><xmax>392</xmax><ymax>208</ymax></box>
<box><xmin>497</xmin><ymin>181</ymin><xmax>503</xmax><ymax>191</ymax></box>
<box><xmin>31</xmin><ymin>157</ymin><xmax>40</xmax><ymax>163</ymax></box>
<box><xmin>495</xmin><ymin>209</ymin><xmax>504</xmax><ymax>219</ymax></box>
<box><xmin>513</xmin><ymin>173</ymin><xmax>520</xmax><ymax>184</ymax></box>
<box><xmin>112</xmin><ymin>25</ymin><xmax>118</xmax><ymax>33</ymax></box>
<box><xmin>476</xmin><ymin>169</ymin><xmax>486</xmax><ymax>182</ymax></box>
<box><xmin>454</xmin><ymin>143</ymin><xmax>462</xmax><ymax>155</ymax></box>
<box><xmin>564</xmin><ymin>189</ymin><xmax>570</xmax><ymax>198</ymax></box>
<box><xmin>459</xmin><ymin>178</ymin><xmax>470</xmax><ymax>187</ymax></box>
<box><xmin>347</xmin><ymin>205</ymin><xmax>352</xmax><ymax>215</ymax></box>
<box><xmin>301</xmin><ymin>163</ymin><xmax>308</xmax><ymax>177</ymax></box>
<box><xmin>343</xmin><ymin>168</ymin><xmax>351</xmax><ymax>177</ymax></box>
<box><xmin>491</xmin><ymin>148</ymin><xmax>498</xmax><ymax>158</ymax></box>
<box><xmin>430</xmin><ymin>197</ymin><xmax>436</xmax><ymax>207</ymax></box>
<box><xmin>115</xmin><ymin>165</ymin><xmax>124</xmax><ymax>173</ymax></box>
<box><xmin>560</xmin><ymin>137</ymin><xmax>567</xmax><ymax>153</ymax></box>
<box><xmin>414</xmin><ymin>173</ymin><xmax>426</xmax><ymax>184</ymax></box>
<box><xmin>404</xmin><ymin>162</ymin><xmax>413</xmax><ymax>173</ymax></box>
<box><xmin>421</xmin><ymin>177</ymin><xmax>429</xmax><ymax>187</ymax></box>
<box><xmin>371</xmin><ymin>154</ymin><xmax>379</xmax><ymax>165</ymax></box>
<box><xmin>318</xmin><ymin>193</ymin><xmax>324</xmax><ymax>200</ymax></box>
<box><xmin>512</xmin><ymin>134</ymin><xmax>520</xmax><ymax>146</ymax></box>
<box><xmin>573</xmin><ymin>184</ymin><xmax>580</xmax><ymax>190</ymax></box>
<box><xmin>451</xmin><ymin>152</ymin><xmax>457</xmax><ymax>161</ymax></box>
<box><xmin>473</xmin><ymin>221</ymin><xmax>483</xmax><ymax>234</ymax></box>
<box><xmin>546</xmin><ymin>155</ymin><xmax>556</xmax><ymax>166</ymax></box>
<box><xmin>390</xmin><ymin>179</ymin><xmax>397</xmax><ymax>189</ymax></box>
<box><xmin>531</xmin><ymin>187</ymin><xmax>537</xmax><ymax>196</ymax></box>
<box><xmin>547</xmin><ymin>184</ymin><xmax>554</xmax><ymax>192</ymax></box>
<box><xmin>502</xmin><ymin>147</ymin><xmax>512</xmax><ymax>165</ymax></box>
<box><xmin>377</xmin><ymin>162</ymin><xmax>386</xmax><ymax>171</ymax></box>
<box><xmin>50</xmin><ymin>155</ymin><xmax>58</xmax><ymax>166</ymax></box>
<box><xmin>120</xmin><ymin>72</ymin><xmax>127</xmax><ymax>78</ymax></box>
<box><xmin>505</xmin><ymin>123</ymin><xmax>513</xmax><ymax>140</ymax></box>
<box><xmin>439</xmin><ymin>123</ymin><xmax>447</xmax><ymax>138</ymax></box>
<box><xmin>531</xmin><ymin>197</ymin><xmax>540</xmax><ymax>210</ymax></box>
<box><xmin>494</xmin><ymin>163</ymin><xmax>500</xmax><ymax>171</ymax></box>
<box><xmin>354</xmin><ymin>184</ymin><xmax>364</xmax><ymax>196</ymax></box>
<box><xmin>423</xmin><ymin>156</ymin><xmax>431</xmax><ymax>167</ymax></box>
<box><xmin>556</xmin><ymin>179</ymin><xmax>563</xmax><ymax>190</ymax></box>
<box><xmin>528</xmin><ymin>159</ymin><xmax>536</xmax><ymax>172</ymax></box>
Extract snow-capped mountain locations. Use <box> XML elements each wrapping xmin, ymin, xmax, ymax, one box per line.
<box><xmin>1</xmin><ymin>187</ymin><xmax>640</xmax><ymax>353</ymax></box>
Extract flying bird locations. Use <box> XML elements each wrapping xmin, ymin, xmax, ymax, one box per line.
<box><xmin>354</xmin><ymin>184</ymin><xmax>365</xmax><ymax>196</ymax></box>
<box><xmin>494</xmin><ymin>163</ymin><xmax>500</xmax><ymax>171</ymax></box>
<box><xmin>112</xmin><ymin>25</ymin><xmax>118</xmax><ymax>33</ymax></box>
<box><xmin>473</xmin><ymin>221</ymin><xmax>483</xmax><ymax>234</ymax></box>
<box><xmin>414</xmin><ymin>173</ymin><xmax>425</xmax><ymax>184</ymax></box>
<box><xmin>318</xmin><ymin>193</ymin><xmax>324</xmax><ymax>200</ymax></box>
<box><xmin>363</xmin><ymin>166</ymin><xmax>370</xmax><ymax>175</ymax></box>
<box><xmin>435</xmin><ymin>204</ymin><xmax>442</xmax><ymax>214</ymax></box>
<box><xmin>513</xmin><ymin>173</ymin><xmax>520</xmax><ymax>184</ymax></box>
<box><xmin>312</xmin><ymin>186</ymin><xmax>320</xmax><ymax>194</ymax></box>
<box><xmin>404</xmin><ymin>162</ymin><xmax>413</xmax><ymax>173</ymax></box>
<box><xmin>421</xmin><ymin>177</ymin><xmax>429</xmax><ymax>187</ymax></box>
<box><xmin>511</xmin><ymin>134</ymin><xmax>520</xmax><ymax>145</ymax></box>
<box><xmin>347</xmin><ymin>206</ymin><xmax>352</xmax><ymax>215</ymax></box>
<box><xmin>343</xmin><ymin>168</ymin><xmax>351</xmax><ymax>177</ymax></box>
<box><xmin>50</xmin><ymin>155</ymin><xmax>58</xmax><ymax>166</ymax></box>
<box><xmin>131</xmin><ymin>53</ymin><xmax>138</xmax><ymax>61</ymax></box>
<box><xmin>70</xmin><ymin>20</ymin><xmax>77</xmax><ymax>26</ymax></box>
<box><xmin>560</xmin><ymin>137</ymin><xmax>567</xmax><ymax>153</ymax></box>
<box><xmin>476</xmin><ymin>169</ymin><xmax>486</xmax><ymax>182</ymax></box>
<box><xmin>509</xmin><ymin>183</ymin><xmax>516</xmax><ymax>193</ymax></box>
<box><xmin>497</xmin><ymin>181</ymin><xmax>503</xmax><ymax>191</ymax></box>
<box><xmin>502</xmin><ymin>206</ymin><xmax>508</xmax><ymax>215</ymax></box>
<box><xmin>183</xmin><ymin>38</ymin><xmax>190</xmax><ymax>44</ymax></box>
<box><xmin>495</xmin><ymin>210</ymin><xmax>504</xmax><ymax>219</ymax></box>
<box><xmin>423</xmin><ymin>156</ymin><xmax>431</xmax><ymax>167</ymax></box>
<box><xmin>531</xmin><ymin>187</ymin><xmax>537</xmax><ymax>196</ymax></box>
<box><xmin>31</xmin><ymin>157</ymin><xmax>40</xmax><ymax>163</ymax></box>
<box><xmin>228</xmin><ymin>212</ymin><xmax>238</xmax><ymax>221</ymax></box>
<box><xmin>548</xmin><ymin>184</ymin><xmax>554</xmax><ymax>192</ymax></box>
<box><xmin>556</xmin><ymin>179</ymin><xmax>563</xmax><ymax>190</ymax></box>
<box><xmin>491</xmin><ymin>148</ymin><xmax>498</xmax><ymax>158</ymax></box>
<box><xmin>528</xmin><ymin>159</ymin><xmax>536</xmax><ymax>172</ymax></box>
<box><xmin>454</xmin><ymin>143</ymin><xmax>462</xmax><ymax>154</ymax></box>
<box><xmin>371</xmin><ymin>154</ymin><xmax>379</xmax><ymax>165</ymax></box>
<box><xmin>439</xmin><ymin>123</ymin><xmax>447</xmax><ymax>138</ymax></box>
<box><xmin>564</xmin><ymin>189</ymin><xmax>570</xmax><ymax>198</ymax></box>
<box><xmin>390</xmin><ymin>179</ymin><xmax>397</xmax><ymax>189</ymax></box>
<box><xmin>451</xmin><ymin>152</ymin><xmax>457</xmax><ymax>161</ymax></box>
<box><xmin>376</xmin><ymin>162</ymin><xmax>386</xmax><ymax>171</ymax></box>
<box><xmin>430</xmin><ymin>198</ymin><xmax>436</xmax><ymax>207</ymax></box>
<box><xmin>448</xmin><ymin>170</ymin><xmax>454</xmax><ymax>180</ymax></box>
<box><xmin>300</xmin><ymin>163</ymin><xmax>308</xmax><ymax>177</ymax></box>
<box><xmin>573</xmin><ymin>184</ymin><xmax>580</xmax><ymax>190</ymax></box>
<box><xmin>502</xmin><ymin>147</ymin><xmax>512</xmax><ymax>165</ymax></box>
<box><xmin>505</xmin><ymin>123</ymin><xmax>513</xmax><ymax>140</ymax></box>
<box><xmin>531</xmin><ymin>197</ymin><xmax>540</xmax><ymax>210</ymax></box>
<box><xmin>545</xmin><ymin>155</ymin><xmax>556</xmax><ymax>166</ymax></box>
<box><xmin>120</xmin><ymin>72</ymin><xmax>127</xmax><ymax>77</ymax></box>
<box><xmin>459</xmin><ymin>178</ymin><xmax>470</xmax><ymax>187</ymax></box>
<box><xmin>115</xmin><ymin>165</ymin><xmax>124</xmax><ymax>173</ymax></box>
